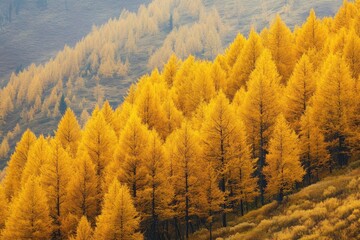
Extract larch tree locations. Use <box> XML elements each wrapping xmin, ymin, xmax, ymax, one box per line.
<box><xmin>265</xmin><ymin>15</ymin><xmax>296</xmax><ymax>82</ymax></box>
<box><xmin>93</xmin><ymin>180</ymin><xmax>143</xmax><ymax>240</ymax></box>
<box><xmin>211</xmin><ymin>58</ymin><xmax>227</xmax><ymax>92</ymax></box>
<box><xmin>3</xmin><ymin>129</ymin><xmax>36</xmax><ymax>200</ymax></box>
<box><xmin>138</xmin><ymin>130</ymin><xmax>174</xmax><ymax>239</ymax></box>
<box><xmin>201</xmin><ymin>91</ymin><xmax>257</xmax><ymax>226</ymax></box>
<box><xmin>224</xmin><ymin>33</ymin><xmax>246</xmax><ymax>69</ymax></box>
<box><xmin>295</xmin><ymin>9</ymin><xmax>328</xmax><ymax>66</ymax></box>
<box><xmin>263</xmin><ymin>115</ymin><xmax>304</xmax><ymax>202</ymax></box>
<box><xmin>115</xmin><ymin>113</ymin><xmax>149</xmax><ymax>202</ymax></box>
<box><xmin>300</xmin><ymin>107</ymin><xmax>330</xmax><ymax>184</ymax></box>
<box><xmin>2</xmin><ymin>177</ymin><xmax>53</xmax><ymax>240</ymax></box>
<box><xmin>69</xmin><ymin>216</ymin><xmax>93</xmax><ymax>240</ymax></box>
<box><xmin>228</xmin><ymin>28</ymin><xmax>264</xmax><ymax>98</ymax></box>
<box><xmin>21</xmin><ymin>135</ymin><xmax>51</xmax><ymax>186</ymax></box>
<box><xmin>166</xmin><ymin>121</ymin><xmax>203</xmax><ymax>239</ymax></box>
<box><xmin>161</xmin><ymin>94</ymin><xmax>183</xmax><ymax>138</ymax></box>
<box><xmin>241</xmin><ymin>50</ymin><xmax>282</xmax><ymax>206</ymax></box>
<box><xmin>162</xmin><ymin>54</ymin><xmax>180</xmax><ymax>87</ymax></box>
<box><xmin>197</xmin><ymin>164</ymin><xmax>224</xmax><ymax>240</ymax></box>
<box><xmin>0</xmin><ymin>185</ymin><xmax>8</xmax><ymax>232</ymax></box>
<box><xmin>40</xmin><ymin>138</ymin><xmax>72</xmax><ymax>239</ymax></box>
<box><xmin>79</xmin><ymin>110</ymin><xmax>117</xmax><ymax>212</ymax></box>
<box><xmin>100</xmin><ymin>101</ymin><xmax>115</xmax><ymax>131</ymax></box>
<box><xmin>343</xmin><ymin>29</ymin><xmax>360</xmax><ymax>79</ymax></box>
<box><xmin>55</xmin><ymin>108</ymin><xmax>82</xmax><ymax>158</ymax></box>
<box><xmin>66</xmin><ymin>152</ymin><xmax>98</xmax><ymax>224</ymax></box>
<box><xmin>312</xmin><ymin>54</ymin><xmax>355</xmax><ymax>169</ymax></box>
<box><xmin>284</xmin><ymin>54</ymin><xmax>316</xmax><ymax>131</ymax></box>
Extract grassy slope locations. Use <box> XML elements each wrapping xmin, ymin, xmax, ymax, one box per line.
<box><xmin>191</xmin><ymin>162</ymin><xmax>360</xmax><ymax>240</ymax></box>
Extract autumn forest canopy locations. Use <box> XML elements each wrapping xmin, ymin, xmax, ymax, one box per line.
<box><xmin>1</xmin><ymin>0</ymin><xmax>360</xmax><ymax>239</ymax></box>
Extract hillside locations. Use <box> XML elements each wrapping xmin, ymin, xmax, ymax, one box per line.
<box><xmin>192</xmin><ymin>164</ymin><xmax>360</xmax><ymax>240</ymax></box>
<box><xmin>0</xmin><ymin>1</ymin><xmax>359</xmax><ymax>239</ymax></box>
<box><xmin>0</xmin><ymin>0</ymin><xmax>342</xmax><ymax>167</ymax></box>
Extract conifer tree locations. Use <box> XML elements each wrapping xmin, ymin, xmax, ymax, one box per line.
<box><xmin>79</xmin><ymin>110</ymin><xmax>117</xmax><ymax>212</ymax></box>
<box><xmin>40</xmin><ymin>138</ymin><xmax>72</xmax><ymax>239</ymax></box>
<box><xmin>197</xmin><ymin>164</ymin><xmax>224</xmax><ymax>240</ymax></box>
<box><xmin>211</xmin><ymin>58</ymin><xmax>227</xmax><ymax>92</ymax></box>
<box><xmin>2</xmin><ymin>177</ymin><xmax>53</xmax><ymax>240</ymax></box>
<box><xmin>0</xmin><ymin>185</ymin><xmax>8</xmax><ymax>231</ymax></box>
<box><xmin>265</xmin><ymin>15</ymin><xmax>296</xmax><ymax>82</ymax></box>
<box><xmin>21</xmin><ymin>135</ymin><xmax>51</xmax><ymax>186</ymax></box>
<box><xmin>166</xmin><ymin>121</ymin><xmax>202</xmax><ymax>239</ymax></box>
<box><xmin>70</xmin><ymin>216</ymin><xmax>93</xmax><ymax>240</ymax></box>
<box><xmin>55</xmin><ymin>108</ymin><xmax>82</xmax><ymax>157</ymax></box>
<box><xmin>224</xmin><ymin>33</ymin><xmax>246</xmax><ymax>68</ymax></box>
<box><xmin>264</xmin><ymin>115</ymin><xmax>304</xmax><ymax>202</ymax></box>
<box><xmin>161</xmin><ymin>94</ymin><xmax>183</xmax><ymax>137</ymax></box>
<box><xmin>284</xmin><ymin>54</ymin><xmax>316</xmax><ymax>131</ymax></box>
<box><xmin>115</xmin><ymin>113</ymin><xmax>149</xmax><ymax>201</ymax></box>
<box><xmin>163</xmin><ymin>54</ymin><xmax>180</xmax><ymax>87</ymax></box>
<box><xmin>228</xmin><ymin>29</ymin><xmax>264</xmax><ymax>98</ymax></box>
<box><xmin>3</xmin><ymin>129</ymin><xmax>36</xmax><ymax>200</ymax></box>
<box><xmin>343</xmin><ymin>30</ymin><xmax>360</xmax><ymax>79</ymax></box>
<box><xmin>201</xmin><ymin>91</ymin><xmax>257</xmax><ymax>226</ymax></box>
<box><xmin>138</xmin><ymin>130</ymin><xmax>174</xmax><ymax>239</ymax></box>
<box><xmin>241</xmin><ymin>50</ymin><xmax>282</xmax><ymax>205</ymax></box>
<box><xmin>295</xmin><ymin>9</ymin><xmax>328</xmax><ymax>65</ymax></box>
<box><xmin>66</xmin><ymin>153</ymin><xmax>98</xmax><ymax>224</ymax></box>
<box><xmin>300</xmin><ymin>107</ymin><xmax>330</xmax><ymax>184</ymax></box>
<box><xmin>100</xmin><ymin>101</ymin><xmax>115</xmax><ymax>130</ymax></box>
<box><xmin>93</xmin><ymin>180</ymin><xmax>143</xmax><ymax>240</ymax></box>
<box><xmin>312</xmin><ymin>54</ymin><xmax>355</xmax><ymax>169</ymax></box>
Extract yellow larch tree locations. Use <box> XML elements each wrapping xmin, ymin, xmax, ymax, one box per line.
<box><xmin>224</xmin><ymin>33</ymin><xmax>246</xmax><ymax>69</ymax></box>
<box><xmin>211</xmin><ymin>58</ymin><xmax>227</xmax><ymax>92</ymax></box>
<box><xmin>66</xmin><ymin>152</ymin><xmax>98</xmax><ymax>224</ymax></box>
<box><xmin>3</xmin><ymin>129</ymin><xmax>36</xmax><ymax>200</ymax></box>
<box><xmin>79</xmin><ymin>110</ymin><xmax>117</xmax><ymax>212</ymax></box>
<box><xmin>0</xmin><ymin>185</ymin><xmax>8</xmax><ymax>232</ymax></box>
<box><xmin>162</xmin><ymin>54</ymin><xmax>181</xmax><ymax>87</ymax></box>
<box><xmin>138</xmin><ymin>130</ymin><xmax>174</xmax><ymax>239</ymax></box>
<box><xmin>333</xmin><ymin>0</ymin><xmax>358</xmax><ymax>31</ymax></box>
<box><xmin>93</xmin><ymin>180</ymin><xmax>143</xmax><ymax>240</ymax></box>
<box><xmin>201</xmin><ymin>91</ymin><xmax>257</xmax><ymax>226</ymax></box>
<box><xmin>300</xmin><ymin>107</ymin><xmax>330</xmax><ymax>184</ymax></box>
<box><xmin>166</xmin><ymin>121</ymin><xmax>203</xmax><ymax>239</ymax></box>
<box><xmin>343</xmin><ymin>29</ymin><xmax>360</xmax><ymax>79</ymax></box>
<box><xmin>69</xmin><ymin>216</ymin><xmax>93</xmax><ymax>240</ymax></box>
<box><xmin>1</xmin><ymin>177</ymin><xmax>53</xmax><ymax>240</ymax></box>
<box><xmin>228</xmin><ymin>28</ymin><xmax>264</xmax><ymax>98</ymax></box>
<box><xmin>55</xmin><ymin>108</ymin><xmax>82</xmax><ymax>157</ymax></box>
<box><xmin>21</xmin><ymin>135</ymin><xmax>51</xmax><ymax>186</ymax></box>
<box><xmin>312</xmin><ymin>54</ymin><xmax>355</xmax><ymax>170</ymax></box>
<box><xmin>241</xmin><ymin>50</ymin><xmax>282</xmax><ymax>205</ymax></box>
<box><xmin>265</xmin><ymin>15</ymin><xmax>296</xmax><ymax>82</ymax></box>
<box><xmin>284</xmin><ymin>54</ymin><xmax>316</xmax><ymax>131</ymax></box>
<box><xmin>161</xmin><ymin>93</ymin><xmax>183</xmax><ymax>138</ymax></box>
<box><xmin>100</xmin><ymin>101</ymin><xmax>116</xmax><ymax>131</ymax></box>
<box><xmin>264</xmin><ymin>114</ymin><xmax>304</xmax><ymax>202</ymax></box>
<box><xmin>40</xmin><ymin>138</ymin><xmax>72</xmax><ymax>239</ymax></box>
<box><xmin>197</xmin><ymin>164</ymin><xmax>224</xmax><ymax>240</ymax></box>
<box><xmin>115</xmin><ymin>113</ymin><xmax>149</xmax><ymax>201</ymax></box>
<box><xmin>295</xmin><ymin>9</ymin><xmax>328</xmax><ymax>67</ymax></box>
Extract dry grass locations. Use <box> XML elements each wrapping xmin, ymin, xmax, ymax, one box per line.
<box><xmin>191</xmin><ymin>168</ymin><xmax>360</xmax><ymax>240</ymax></box>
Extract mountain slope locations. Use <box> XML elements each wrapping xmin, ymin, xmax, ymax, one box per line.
<box><xmin>0</xmin><ymin>0</ymin><xmax>342</xmax><ymax>167</ymax></box>
<box><xmin>191</xmin><ymin>164</ymin><xmax>360</xmax><ymax>240</ymax></box>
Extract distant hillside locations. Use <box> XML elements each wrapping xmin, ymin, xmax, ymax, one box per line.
<box><xmin>192</xmin><ymin>164</ymin><xmax>360</xmax><ymax>240</ymax></box>
<box><xmin>0</xmin><ymin>0</ymin><xmax>342</xmax><ymax>168</ymax></box>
